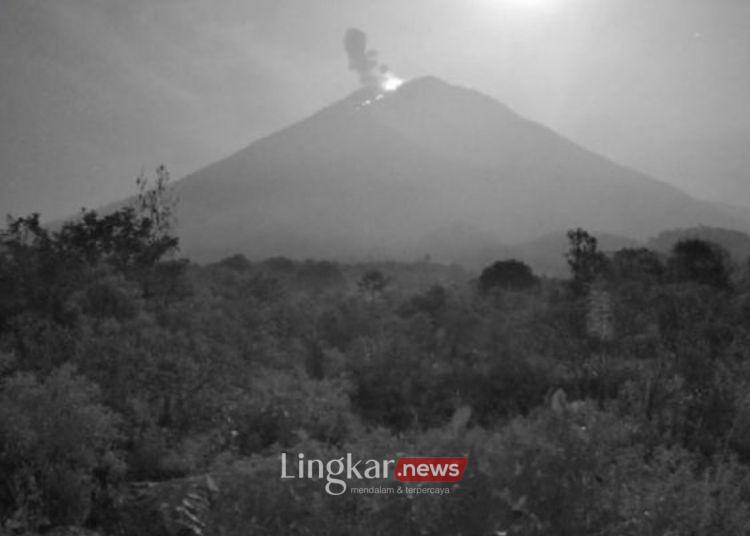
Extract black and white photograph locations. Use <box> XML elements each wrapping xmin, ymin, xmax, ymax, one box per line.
<box><xmin>2</xmin><ymin>1</ymin><xmax>750</xmax><ymax>534</ymax></box>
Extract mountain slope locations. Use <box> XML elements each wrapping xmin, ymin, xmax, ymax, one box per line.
<box><xmin>171</xmin><ymin>76</ymin><xmax>750</xmax><ymax>263</ymax></box>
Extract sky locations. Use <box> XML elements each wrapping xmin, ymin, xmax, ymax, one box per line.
<box><xmin>1</xmin><ymin>0</ymin><xmax>750</xmax><ymax>220</ymax></box>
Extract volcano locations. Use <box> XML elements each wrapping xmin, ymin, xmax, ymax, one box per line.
<box><xmin>171</xmin><ymin>76</ymin><xmax>749</xmax><ymax>264</ymax></box>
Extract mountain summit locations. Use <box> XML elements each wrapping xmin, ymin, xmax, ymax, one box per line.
<box><xmin>172</xmin><ymin>77</ymin><xmax>749</xmax><ymax>262</ymax></box>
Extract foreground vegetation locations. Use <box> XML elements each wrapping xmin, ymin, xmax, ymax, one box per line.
<box><xmin>3</xmin><ymin>181</ymin><xmax>750</xmax><ymax>534</ymax></box>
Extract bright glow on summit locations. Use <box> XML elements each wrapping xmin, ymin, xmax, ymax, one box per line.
<box><xmin>381</xmin><ymin>73</ymin><xmax>404</xmax><ymax>92</ymax></box>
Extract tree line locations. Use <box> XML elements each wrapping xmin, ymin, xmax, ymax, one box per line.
<box><xmin>2</xmin><ymin>175</ymin><xmax>750</xmax><ymax>534</ymax></box>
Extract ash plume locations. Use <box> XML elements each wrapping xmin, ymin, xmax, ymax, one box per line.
<box><xmin>344</xmin><ymin>28</ymin><xmax>395</xmax><ymax>89</ymax></box>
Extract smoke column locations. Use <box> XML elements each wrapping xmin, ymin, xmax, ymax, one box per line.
<box><xmin>343</xmin><ymin>28</ymin><xmax>379</xmax><ymax>87</ymax></box>
<box><xmin>343</xmin><ymin>27</ymin><xmax>404</xmax><ymax>95</ymax></box>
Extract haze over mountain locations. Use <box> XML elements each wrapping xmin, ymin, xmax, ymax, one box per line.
<box><xmin>169</xmin><ymin>76</ymin><xmax>750</xmax><ymax>265</ymax></box>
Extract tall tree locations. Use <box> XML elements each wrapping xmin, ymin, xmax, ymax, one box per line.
<box><xmin>566</xmin><ymin>228</ymin><xmax>609</xmax><ymax>294</ymax></box>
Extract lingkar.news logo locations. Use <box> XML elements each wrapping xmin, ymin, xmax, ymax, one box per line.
<box><xmin>280</xmin><ymin>453</ymin><xmax>468</xmax><ymax>495</ymax></box>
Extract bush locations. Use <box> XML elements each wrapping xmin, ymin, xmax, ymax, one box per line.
<box><xmin>228</xmin><ymin>369</ymin><xmax>357</xmax><ymax>454</ymax></box>
<box><xmin>668</xmin><ymin>238</ymin><xmax>732</xmax><ymax>289</ymax></box>
<box><xmin>478</xmin><ymin>259</ymin><xmax>538</xmax><ymax>293</ymax></box>
<box><xmin>0</xmin><ymin>365</ymin><xmax>123</xmax><ymax>532</ymax></box>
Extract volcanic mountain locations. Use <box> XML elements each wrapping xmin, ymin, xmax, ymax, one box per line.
<box><xmin>171</xmin><ymin>76</ymin><xmax>749</xmax><ymax>263</ymax></box>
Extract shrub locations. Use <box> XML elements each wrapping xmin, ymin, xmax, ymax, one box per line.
<box><xmin>0</xmin><ymin>365</ymin><xmax>123</xmax><ymax>532</ymax></box>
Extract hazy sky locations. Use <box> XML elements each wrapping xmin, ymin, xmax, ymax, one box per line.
<box><xmin>2</xmin><ymin>0</ymin><xmax>750</xmax><ymax>220</ymax></box>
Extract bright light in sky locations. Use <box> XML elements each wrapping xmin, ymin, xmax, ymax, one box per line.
<box><xmin>510</xmin><ymin>0</ymin><xmax>559</xmax><ymax>7</ymax></box>
<box><xmin>492</xmin><ymin>0</ymin><xmax>565</xmax><ymax>15</ymax></box>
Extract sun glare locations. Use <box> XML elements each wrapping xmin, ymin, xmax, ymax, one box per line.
<box><xmin>496</xmin><ymin>0</ymin><xmax>564</xmax><ymax>14</ymax></box>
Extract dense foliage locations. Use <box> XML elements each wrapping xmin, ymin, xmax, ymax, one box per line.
<box><xmin>478</xmin><ymin>259</ymin><xmax>538</xmax><ymax>293</ymax></box>
<box><xmin>3</xmin><ymin>185</ymin><xmax>750</xmax><ymax>534</ymax></box>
